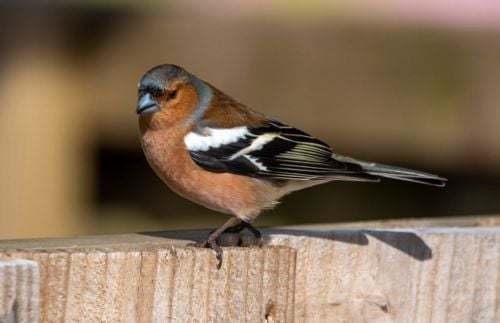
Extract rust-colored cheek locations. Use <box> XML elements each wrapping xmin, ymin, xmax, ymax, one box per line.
<box><xmin>139</xmin><ymin>84</ymin><xmax>200</xmax><ymax>132</ymax></box>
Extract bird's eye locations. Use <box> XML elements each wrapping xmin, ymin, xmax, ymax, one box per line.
<box><xmin>168</xmin><ymin>90</ymin><xmax>178</xmax><ymax>100</ymax></box>
<box><xmin>149</xmin><ymin>87</ymin><xmax>164</xmax><ymax>97</ymax></box>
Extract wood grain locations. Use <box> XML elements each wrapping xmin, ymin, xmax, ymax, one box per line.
<box><xmin>0</xmin><ymin>259</ymin><xmax>39</xmax><ymax>323</ymax></box>
<box><xmin>266</xmin><ymin>226</ymin><xmax>499</xmax><ymax>322</ymax></box>
<box><xmin>0</xmin><ymin>245</ymin><xmax>295</xmax><ymax>323</ymax></box>
<box><xmin>0</xmin><ymin>216</ymin><xmax>498</xmax><ymax>322</ymax></box>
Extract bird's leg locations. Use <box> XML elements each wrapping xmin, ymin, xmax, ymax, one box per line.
<box><xmin>196</xmin><ymin>216</ymin><xmax>241</xmax><ymax>269</ymax></box>
<box><xmin>224</xmin><ymin>221</ymin><xmax>262</xmax><ymax>239</ymax></box>
<box><xmin>244</xmin><ymin>222</ymin><xmax>262</xmax><ymax>239</ymax></box>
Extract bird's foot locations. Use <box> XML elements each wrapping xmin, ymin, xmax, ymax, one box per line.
<box><xmin>219</xmin><ymin>221</ymin><xmax>262</xmax><ymax>247</ymax></box>
<box><xmin>191</xmin><ymin>218</ymin><xmax>262</xmax><ymax>269</ymax></box>
<box><xmin>224</xmin><ymin>221</ymin><xmax>262</xmax><ymax>240</ymax></box>
<box><xmin>217</xmin><ymin>227</ymin><xmax>262</xmax><ymax>247</ymax></box>
<box><xmin>195</xmin><ymin>238</ymin><xmax>224</xmax><ymax>269</ymax></box>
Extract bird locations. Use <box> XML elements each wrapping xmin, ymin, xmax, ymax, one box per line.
<box><xmin>136</xmin><ymin>64</ymin><xmax>446</xmax><ymax>267</ymax></box>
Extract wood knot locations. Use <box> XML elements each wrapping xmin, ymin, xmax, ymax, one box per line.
<box><xmin>265</xmin><ymin>301</ymin><xmax>276</xmax><ymax>322</ymax></box>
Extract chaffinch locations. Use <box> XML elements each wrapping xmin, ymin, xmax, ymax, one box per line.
<box><xmin>136</xmin><ymin>64</ymin><xmax>446</xmax><ymax>267</ymax></box>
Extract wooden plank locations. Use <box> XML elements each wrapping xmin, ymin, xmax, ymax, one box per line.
<box><xmin>0</xmin><ymin>216</ymin><xmax>498</xmax><ymax>322</ymax></box>
<box><xmin>0</xmin><ymin>245</ymin><xmax>295</xmax><ymax>322</ymax></box>
<box><xmin>266</xmin><ymin>226</ymin><xmax>499</xmax><ymax>322</ymax></box>
<box><xmin>0</xmin><ymin>259</ymin><xmax>40</xmax><ymax>323</ymax></box>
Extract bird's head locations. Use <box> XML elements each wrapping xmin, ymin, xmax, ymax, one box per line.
<box><xmin>136</xmin><ymin>64</ymin><xmax>212</xmax><ymax>128</ymax></box>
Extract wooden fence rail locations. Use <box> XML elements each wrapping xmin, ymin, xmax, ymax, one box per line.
<box><xmin>0</xmin><ymin>216</ymin><xmax>498</xmax><ymax>322</ymax></box>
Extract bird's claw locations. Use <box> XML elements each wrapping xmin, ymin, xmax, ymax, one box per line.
<box><xmin>194</xmin><ymin>238</ymin><xmax>224</xmax><ymax>269</ymax></box>
<box><xmin>224</xmin><ymin>221</ymin><xmax>262</xmax><ymax>240</ymax></box>
<box><xmin>191</xmin><ymin>221</ymin><xmax>262</xmax><ymax>270</ymax></box>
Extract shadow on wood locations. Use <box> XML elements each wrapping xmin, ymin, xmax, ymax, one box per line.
<box><xmin>0</xmin><ymin>215</ymin><xmax>498</xmax><ymax>322</ymax></box>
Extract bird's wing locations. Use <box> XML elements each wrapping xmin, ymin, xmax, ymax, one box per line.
<box><xmin>184</xmin><ymin>120</ymin><xmax>376</xmax><ymax>181</ymax></box>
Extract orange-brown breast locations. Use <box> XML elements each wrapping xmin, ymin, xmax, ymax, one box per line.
<box><xmin>139</xmin><ymin>122</ymin><xmax>282</xmax><ymax>221</ymax></box>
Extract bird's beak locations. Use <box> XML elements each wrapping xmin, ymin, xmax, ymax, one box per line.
<box><xmin>136</xmin><ymin>93</ymin><xmax>160</xmax><ymax>114</ymax></box>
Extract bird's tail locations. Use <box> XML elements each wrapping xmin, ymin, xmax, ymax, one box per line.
<box><xmin>334</xmin><ymin>154</ymin><xmax>447</xmax><ymax>187</ymax></box>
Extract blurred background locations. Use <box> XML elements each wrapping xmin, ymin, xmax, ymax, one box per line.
<box><xmin>1</xmin><ymin>0</ymin><xmax>499</xmax><ymax>239</ymax></box>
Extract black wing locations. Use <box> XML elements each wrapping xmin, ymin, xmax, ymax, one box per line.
<box><xmin>185</xmin><ymin>120</ymin><xmax>376</xmax><ymax>181</ymax></box>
